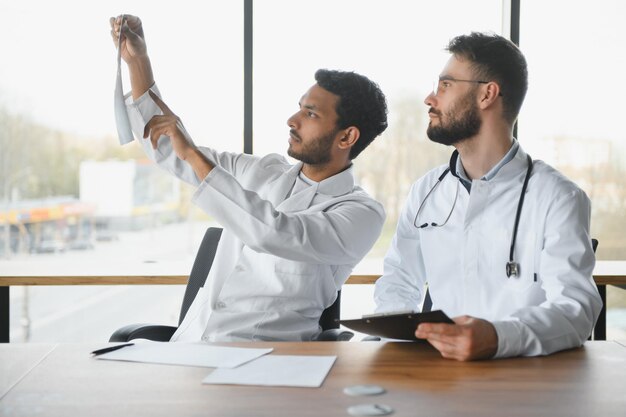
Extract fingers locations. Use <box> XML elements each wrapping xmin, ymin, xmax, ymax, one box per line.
<box><xmin>142</xmin><ymin>92</ymin><xmax>178</xmax><ymax>149</ymax></box>
<box><xmin>415</xmin><ymin>324</ymin><xmax>467</xmax><ymax>360</ymax></box>
<box><xmin>148</xmin><ymin>90</ymin><xmax>175</xmax><ymax>116</ymax></box>
<box><xmin>110</xmin><ymin>17</ymin><xmax>120</xmax><ymax>45</ymax></box>
<box><xmin>110</xmin><ymin>14</ymin><xmax>139</xmax><ymax>28</ymax></box>
<box><xmin>417</xmin><ymin>326</ymin><xmax>462</xmax><ymax>348</ymax></box>
<box><xmin>109</xmin><ymin>15</ymin><xmax>125</xmax><ymax>35</ymax></box>
<box><xmin>416</xmin><ymin>322</ymin><xmax>469</xmax><ymax>361</ymax></box>
<box><xmin>427</xmin><ymin>339</ymin><xmax>463</xmax><ymax>360</ymax></box>
<box><xmin>109</xmin><ymin>14</ymin><xmax>142</xmax><ymax>46</ymax></box>
<box><xmin>416</xmin><ymin>322</ymin><xmax>459</xmax><ymax>338</ymax></box>
<box><xmin>110</xmin><ymin>16</ymin><xmax>127</xmax><ymax>47</ymax></box>
<box><xmin>143</xmin><ymin>115</ymin><xmax>177</xmax><ymax>149</ymax></box>
<box><xmin>417</xmin><ymin>317</ymin><xmax>497</xmax><ymax>361</ymax></box>
<box><xmin>142</xmin><ymin>117</ymin><xmax>159</xmax><ymax>150</ymax></box>
<box><xmin>452</xmin><ymin>315</ymin><xmax>472</xmax><ymax>325</ymax></box>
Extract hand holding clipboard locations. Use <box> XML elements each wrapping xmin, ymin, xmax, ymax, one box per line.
<box><xmin>338</xmin><ymin>310</ymin><xmax>453</xmax><ymax>341</ymax></box>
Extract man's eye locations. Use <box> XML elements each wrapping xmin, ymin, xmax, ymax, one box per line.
<box><xmin>307</xmin><ymin>112</ymin><xmax>317</xmax><ymax>118</ymax></box>
<box><xmin>442</xmin><ymin>81</ymin><xmax>451</xmax><ymax>88</ymax></box>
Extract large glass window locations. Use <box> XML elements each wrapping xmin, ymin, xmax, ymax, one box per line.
<box><xmin>254</xmin><ymin>0</ymin><xmax>504</xmax><ymax>317</ymax></box>
<box><xmin>520</xmin><ymin>0</ymin><xmax>626</xmax><ymax>338</ymax></box>
<box><xmin>0</xmin><ymin>0</ymin><xmax>243</xmax><ymax>341</ymax></box>
<box><xmin>4</xmin><ymin>1</ymin><xmax>623</xmax><ymax>342</ymax></box>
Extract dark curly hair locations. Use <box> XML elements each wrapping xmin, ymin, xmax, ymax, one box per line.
<box><xmin>446</xmin><ymin>32</ymin><xmax>528</xmax><ymax>124</ymax></box>
<box><xmin>314</xmin><ymin>69</ymin><xmax>388</xmax><ymax>160</ymax></box>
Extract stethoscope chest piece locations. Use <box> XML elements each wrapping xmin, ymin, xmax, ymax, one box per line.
<box><xmin>506</xmin><ymin>261</ymin><xmax>519</xmax><ymax>278</ymax></box>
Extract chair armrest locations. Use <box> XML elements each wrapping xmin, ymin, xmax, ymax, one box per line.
<box><xmin>313</xmin><ymin>328</ymin><xmax>354</xmax><ymax>341</ymax></box>
<box><xmin>109</xmin><ymin>324</ymin><xmax>178</xmax><ymax>342</ymax></box>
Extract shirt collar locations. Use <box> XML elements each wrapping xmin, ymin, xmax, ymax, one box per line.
<box><xmin>456</xmin><ymin>139</ymin><xmax>520</xmax><ymax>192</ymax></box>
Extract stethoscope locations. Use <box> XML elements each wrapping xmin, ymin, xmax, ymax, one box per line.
<box><xmin>413</xmin><ymin>149</ymin><xmax>534</xmax><ymax>278</ymax></box>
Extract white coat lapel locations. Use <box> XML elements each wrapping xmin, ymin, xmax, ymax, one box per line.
<box><xmin>276</xmin><ymin>164</ymin><xmax>356</xmax><ymax>213</ymax></box>
<box><xmin>276</xmin><ymin>184</ymin><xmax>318</xmax><ymax>213</ymax></box>
<box><xmin>263</xmin><ymin>163</ymin><xmax>302</xmax><ymax>207</ymax></box>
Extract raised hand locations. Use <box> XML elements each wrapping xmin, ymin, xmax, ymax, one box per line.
<box><xmin>143</xmin><ymin>90</ymin><xmax>197</xmax><ymax>161</ymax></box>
<box><xmin>109</xmin><ymin>14</ymin><xmax>147</xmax><ymax>63</ymax></box>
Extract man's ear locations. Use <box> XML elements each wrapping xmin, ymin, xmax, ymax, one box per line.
<box><xmin>478</xmin><ymin>82</ymin><xmax>501</xmax><ymax>110</ymax></box>
<box><xmin>338</xmin><ymin>127</ymin><xmax>360</xmax><ymax>150</ymax></box>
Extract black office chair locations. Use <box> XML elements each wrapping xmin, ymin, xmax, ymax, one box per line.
<box><xmin>590</xmin><ymin>238</ymin><xmax>606</xmax><ymax>340</ymax></box>
<box><xmin>110</xmin><ymin>227</ymin><xmax>353</xmax><ymax>342</ymax></box>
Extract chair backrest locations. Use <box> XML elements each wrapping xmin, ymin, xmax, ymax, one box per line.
<box><xmin>178</xmin><ymin>227</ymin><xmax>223</xmax><ymax>324</ymax></box>
<box><xmin>421</xmin><ymin>238</ymin><xmax>599</xmax><ymax>313</ymax></box>
<box><xmin>178</xmin><ymin>226</ymin><xmax>342</xmax><ymax>331</ymax></box>
<box><xmin>319</xmin><ymin>291</ymin><xmax>341</xmax><ymax>331</ymax></box>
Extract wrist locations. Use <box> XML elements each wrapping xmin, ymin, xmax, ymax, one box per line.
<box><xmin>187</xmin><ymin>148</ymin><xmax>214</xmax><ymax>180</ymax></box>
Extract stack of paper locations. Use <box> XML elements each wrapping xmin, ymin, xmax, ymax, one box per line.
<box><xmin>95</xmin><ymin>341</ymin><xmax>336</xmax><ymax>388</ymax></box>
<box><xmin>96</xmin><ymin>341</ymin><xmax>273</xmax><ymax>368</ymax></box>
<box><xmin>202</xmin><ymin>355</ymin><xmax>336</xmax><ymax>388</ymax></box>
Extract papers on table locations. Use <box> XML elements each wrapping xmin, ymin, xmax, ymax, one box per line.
<box><xmin>202</xmin><ymin>355</ymin><xmax>337</xmax><ymax>388</ymax></box>
<box><xmin>95</xmin><ymin>341</ymin><xmax>273</xmax><ymax>368</ymax></box>
<box><xmin>94</xmin><ymin>341</ymin><xmax>337</xmax><ymax>388</ymax></box>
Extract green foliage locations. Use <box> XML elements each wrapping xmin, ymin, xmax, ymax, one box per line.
<box><xmin>354</xmin><ymin>95</ymin><xmax>450</xmax><ymax>253</ymax></box>
<box><xmin>0</xmin><ymin>106</ymin><xmax>143</xmax><ymax>200</ymax></box>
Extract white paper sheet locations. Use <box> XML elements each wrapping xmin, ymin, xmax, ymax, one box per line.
<box><xmin>202</xmin><ymin>355</ymin><xmax>337</xmax><ymax>388</ymax></box>
<box><xmin>95</xmin><ymin>341</ymin><xmax>273</xmax><ymax>368</ymax></box>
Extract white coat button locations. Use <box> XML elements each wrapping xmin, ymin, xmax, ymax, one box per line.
<box><xmin>215</xmin><ymin>301</ymin><xmax>226</xmax><ymax>309</ymax></box>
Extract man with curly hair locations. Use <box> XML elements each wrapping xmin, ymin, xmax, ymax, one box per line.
<box><xmin>110</xmin><ymin>15</ymin><xmax>388</xmax><ymax>342</ymax></box>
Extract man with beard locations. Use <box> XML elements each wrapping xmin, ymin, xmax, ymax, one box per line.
<box><xmin>110</xmin><ymin>15</ymin><xmax>388</xmax><ymax>342</ymax></box>
<box><xmin>374</xmin><ymin>32</ymin><xmax>601</xmax><ymax>360</ymax></box>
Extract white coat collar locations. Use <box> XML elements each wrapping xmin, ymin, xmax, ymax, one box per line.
<box><xmin>316</xmin><ymin>163</ymin><xmax>356</xmax><ymax>197</ymax></box>
<box><xmin>493</xmin><ymin>144</ymin><xmax>532</xmax><ymax>183</ymax></box>
<box><xmin>269</xmin><ymin>162</ymin><xmax>356</xmax><ymax>213</ymax></box>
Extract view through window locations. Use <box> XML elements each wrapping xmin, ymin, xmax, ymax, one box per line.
<box><xmin>254</xmin><ymin>0</ymin><xmax>504</xmax><ymax>320</ymax></box>
<box><xmin>519</xmin><ymin>0</ymin><xmax>626</xmax><ymax>338</ymax></box>
<box><xmin>2</xmin><ymin>1</ymin><xmax>624</xmax><ymax>342</ymax></box>
<box><xmin>0</xmin><ymin>0</ymin><xmax>243</xmax><ymax>341</ymax></box>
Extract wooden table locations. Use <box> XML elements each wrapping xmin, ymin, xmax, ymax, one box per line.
<box><xmin>0</xmin><ymin>341</ymin><xmax>625</xmax><ymax>417</ymax></box>
<box><xmin>1</xmin><ymin>261</ymin><xmax>625</xmax><ymax>342</ymax></box>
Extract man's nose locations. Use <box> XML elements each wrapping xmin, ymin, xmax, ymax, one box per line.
<box><xmin>287</xmin><ymin>112</ymin><xmax>298</xmax><ymax>128</ymax></box>
<box><xmin>424</xmin><ymin>91</ymin><xmax>436</xmax><ymax>107</ymax></box>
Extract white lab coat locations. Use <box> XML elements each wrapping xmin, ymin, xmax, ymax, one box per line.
<box><xmin>125</xmin><ymin>86</ymin><xmax>385</xmax><ymax>341</ymax></box>
<box><xmin>374</xmin><ymin>145</ymin><xmax>602</xmax><ymax>358</ymax></box>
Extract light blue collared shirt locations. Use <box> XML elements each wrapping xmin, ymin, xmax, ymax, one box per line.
<box><xmin>456</xmin><ymin>139</ymin><xmax>519</xmax><ymax>193</ymax></box>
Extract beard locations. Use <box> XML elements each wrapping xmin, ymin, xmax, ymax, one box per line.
<box><xmin>427</xmin><ymin>92</ymin><xmax>482</xmax><ymax>146</ymax></box>
<box><xmin>287</xmin><ymin>128</ymin><xmax>337</xmax><ymax>165</ymax></box>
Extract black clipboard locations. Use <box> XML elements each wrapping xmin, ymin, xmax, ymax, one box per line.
<box><xmin>338</xmin><ymin>310</ymin><xmax>453</xmax><ymax>341</ymax></box>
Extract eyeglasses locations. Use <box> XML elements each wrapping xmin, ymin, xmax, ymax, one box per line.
<box><xmin>432</xmin><ymin>77</ymin><xmax>502</xmax><ymax>96</ymax></box>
